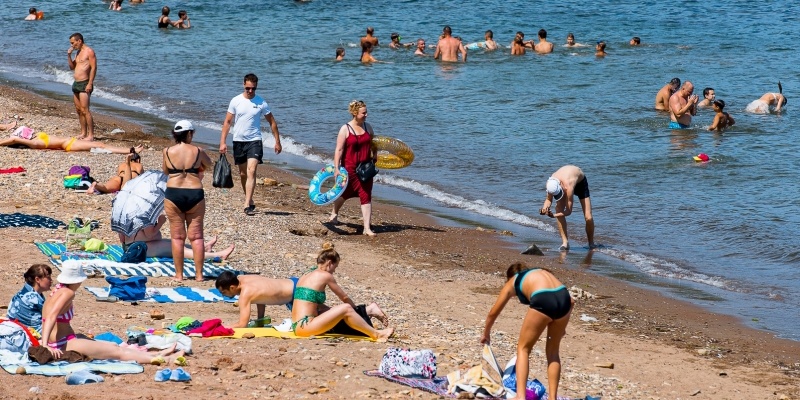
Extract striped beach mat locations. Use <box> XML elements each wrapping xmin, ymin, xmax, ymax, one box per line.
<box><xmin>35</xmin><ymin>242</ymin><xmax>244</xmax><ymax>279</ymax></box>
<box><xmin>84</xmin><ymin>286</ymin><xmax>238</xmax><ymax>303</ymax></box>
<box><xmin>1</xmin><ymin>359</ymin><xmax>143</xmax><ymax>376</ymax></box>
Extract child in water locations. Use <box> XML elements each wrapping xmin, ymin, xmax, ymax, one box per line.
<box><xmin>708</xmin><ymin>99</ymin><xmax>735</xmax><ymax>131</ymax></box>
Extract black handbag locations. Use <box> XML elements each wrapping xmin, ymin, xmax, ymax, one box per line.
<box><xmin>212</xmin><ymin>154</ymin><xmax>234</xmax><ymax>188</ymax></box>
<box><xmin>355</xmin><ymin>160</ymin><xmax>378</xmax><ymax>183</ymax></box>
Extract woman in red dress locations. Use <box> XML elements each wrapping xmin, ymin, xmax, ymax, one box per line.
<box><xmin>329</xmin><ymin>100</ymin><xmax>377</xmax><ymax>236</ymax></box>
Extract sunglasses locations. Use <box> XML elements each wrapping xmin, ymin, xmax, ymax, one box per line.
<box><xmin>244</xmin><ymin>86</ymin><xmax>257</xmax><ymax>92</ymax></box>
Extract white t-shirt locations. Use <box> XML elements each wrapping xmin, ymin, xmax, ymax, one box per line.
<box><xmin>226</xmin><ymin>94</ymin><xmax>272</xmax><ymax>142</ymax></box>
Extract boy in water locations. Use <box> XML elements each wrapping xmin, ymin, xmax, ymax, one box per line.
<box><xmin>708</xmin><ymin>100</ymin><xmax>735</xmax><ymax>131</ymax></box>
<box><xmin>335</xmin><ymin>47</ymin><xmax>345</xmax><ymax>61</ymax></box>
<box><xmin>595</xmin><ymin>41</ymin><xmax>607</xmax><ymax>57</ymax></box>
<box><xmin>176</xmin><ymin>10</ymin><xmax>191</xmax><ymax>29</ymax></box>
<box><xmin>697</xmin><ymin>87</ymin><xmax>715</xmax><ymax>108</ymax></box>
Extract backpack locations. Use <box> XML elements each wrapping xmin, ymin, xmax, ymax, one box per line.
<box><xmin>64</xmin><ymin>166</ymin><xmax>93</xmax><ymax>190</ymax></box>
<box><xmin>379</xmin><ymin>348</ymin><xmax>437</xmax><ymax>379</ymax></box>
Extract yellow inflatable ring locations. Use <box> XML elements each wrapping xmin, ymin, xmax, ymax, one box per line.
<box><xmin>372</xmin><ymin>136</ymin><xmax>414</xmax><ymax>169</ymax></box>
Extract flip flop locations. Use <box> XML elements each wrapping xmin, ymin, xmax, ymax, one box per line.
<box><xmin>173</xmin><ymin>356</ymin><xmax>188</xmax><ymax>366</ymax></box>
<box><xmin>169</xmin><ymin>367</ymin><xmax>192</xmax><ymax>382</ymax></box>
<box><xmin>96</xmin><ymin>295</ymin><xmax>119</xmax><ymax>303</ymax></box>
<box><xmin>65</xmin><ymin>369</ymin><xmax>104</xmax><ymax>385</ymax></box>
<box><xmin>154</xmin><ymin>368</ymin><xmax>172</xmax><ymax>382</ymax></box>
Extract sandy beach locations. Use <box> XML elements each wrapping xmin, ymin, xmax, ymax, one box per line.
<box><xmin>1</xmin><ymin>84</ymin><xmax>798</xmax><ymax>399</ymax></box>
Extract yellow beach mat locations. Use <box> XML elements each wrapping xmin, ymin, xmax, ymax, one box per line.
<box><xmin>209</xmin><ymin>327</ymin><xmax>375</xmax><ymax>342</ymax></box>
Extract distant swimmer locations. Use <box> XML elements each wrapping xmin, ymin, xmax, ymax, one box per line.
<box><xmin>630</xmin><ymin>36</ymin><xmax>641</xmax><ymax>46</ymax></box>
<box><xmin>511</xmin><ymin>35</ymin><xmax>526</xmax><ymax>55</ymax></box>
<box><xmin>176</xmin><ymin>10</ymin><xmax>191</xmax><ymax>29</ymax></box>
<box><xmin>25</xmin><ymin>7</ymin><xmax>42</xmax><ymax>20</ymax></box>
<box><xmin>389</xmin><ymin>33</ymin><xmax>412</xmax><ymax>49</ymax></box>
<box><xmin>335</xmin><ymin>47</ymin><xmax>345</xmax><ymax>61</ymax></box>
<box><xmin>433</xmin><ymin>26</ymin><xmax>466</xmax><ymax>62</ymax></box>
<box><xmin>109</xmin><ymin>0</ymin><xmax>122</xmax><ymax>11</ymax></box>
<box><xmin>361</xmin><ymin>41</ymin><xmax>377</xmax><ymax>63</ymax></box>
<box><xmin>539</xmin><ymin>165</ymin><xmax>595</xmax><ymax>251</ymax></box>
<box><xmin>746</xmin><ymin>82</ymin><xmax>787</xmax><ymax>114</ymax></box>
<box><xmin>566</xmin><ymin>33</ymin><xmax>576</xmax><ymax>47</ymax></box>
<box><xmin>669</xmin><ymin>81</ymin><xmax>698</xmax><ymax>129</ymax></box>
<box><xmin>130</xmin><ymin>0</ymin><xmax>145</xmax><ymax>3</ymax></box>
<box><xmin>67</xmin><ymin>33</ymin><xmax>96</xmax><ymax>141</ymax></box>
<box><xmin>512</xmin><ymin>31</ymin><xmax>535</xmax><ymax>49</ymax></box>
<box><xmin>158</xmin><ymin>6</ymin><xmax>177</xmax><ymax>28</ymax></box>
<box><xmin>697</xmin><ymin>87</ymin><xmax>715</xmax><ymax>108</ymax></box>
<box><xmin>361</xmin><ymin>27</ymin><xmax>379</xmax><ymax>48</ymax></box>
<box><xmin>595</xmin><ymin>41</ymin><xmax>607</xmax><ymax>57</ymax></box>
<box><xmin>414</xmin><ymin>39</ymin><xmax>427</xmax><ymax>56</ymax></box>
<box><xmin>534</xmin><ymin>29</ymin><xmax>554</xmax><ymax>54</ymax></box>
<box><xmin>655</xmin><ymin>77</ymin><xmax>681</xmax><ymax>111</ymax></box>
<box><xmin>483</xmin><ymin>30</ymin><xmax>498</xmax><ymax>50</ymax></box>
<box><xmin>708</xmin><ymin>100</ymin><xmax>735</xmax><ymax>131</ymax></box>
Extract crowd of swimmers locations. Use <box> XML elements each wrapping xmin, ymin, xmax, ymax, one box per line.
<box><xmin>24</xmin><ymin>2</ymin><xmax>189</xmax><ymax>27</ymax></box>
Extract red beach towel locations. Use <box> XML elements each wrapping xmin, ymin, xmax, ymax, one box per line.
<box><xmin>0</xmin><ymin>167</ymin><xmax>25</xmax><ymax>174</ymax></box>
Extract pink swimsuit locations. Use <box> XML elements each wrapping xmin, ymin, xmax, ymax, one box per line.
<box><xmin>43</xmin><ymin>284</ymin><xmax>76</xmax><ymax>349</ymax></box>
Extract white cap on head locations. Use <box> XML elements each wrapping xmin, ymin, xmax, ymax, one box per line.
<box><xmin>546</xmin><ymin>177</ymin><xmax>563</xmax><ymax>201</ymax></box>
<box><xmin>57</xmin><ymin>262</ymin><xmax>88</xmax><ymax>285</ymax></box>
<box><xmin>173</xmin><ymin>120</ymin><xmax>194</xmax><ymax>133</ymax></box>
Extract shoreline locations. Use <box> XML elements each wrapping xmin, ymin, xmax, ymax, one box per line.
<box><xmin>1</xmin><ymin>83</ymin><xmax>798</xmax><ymax>398</ymax></box>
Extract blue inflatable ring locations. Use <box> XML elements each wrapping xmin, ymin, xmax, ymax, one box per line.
<box><xmin>308</xmin><ymin>165</ymin><xmax>348</xmax><ymax>206</ymax></box>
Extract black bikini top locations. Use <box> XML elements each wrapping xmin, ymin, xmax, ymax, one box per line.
<box><xmin>166</xmin><ymin>147</ymin><xmax>201</xmax><ymax>174</ymax></box>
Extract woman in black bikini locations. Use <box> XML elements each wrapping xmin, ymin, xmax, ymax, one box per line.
<box><xmin>481</xmin><ymin>262</ymin><xmax>573</xmax><ymax>400</ymax></box>
<box><xmin>158</xmin><ymin>6</ymin><xmax>174</xmax><ymax>28</ymax></box>
<box><xmin>88</xmin><ymin>148</ymin><xmax>143</xmax><ymax>194</ymax></box>
<box><xmin>162</xmin><ymin>120</ymin><xmax>212</xmax><ymax>281</ymax></box>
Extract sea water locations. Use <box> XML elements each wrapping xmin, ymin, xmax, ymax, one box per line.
<box><xmin>1</xmin><ymin>1</ymin><xmax>799</xmax><ymax>339</ymax></box>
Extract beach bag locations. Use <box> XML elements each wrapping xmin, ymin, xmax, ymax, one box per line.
<box><xmin>379</xmin><ymin>347</ymin><xmax>437</xmax><ymax>379</ymax></box>
<box><xmin>106</xmin><ymin>276</ymin><xmax>148</xmax><ymax>301</ymax></box>
<box><xmin>65</xmin><ymin>219</ymin><xmax>93</xmax><ymax>249</ymax></box>
<box><xmin>64</xmin><ymin>165</ymin><xmax>93</xmax><ymax>190</ymax></box>
<box><xmin>355</xmin><ymin>160</ymin><xmax>378</xmax><ymax>183</ymax></box>
<box><xmin>63</xmin><ymin>174</ymin><xmax>85</xmax><ymax>189</ymax></box>
<box><xmin>120</xmin><ymin>241</ymin><xmax>148</xmax><ymax>263</ymax></box>
<box><xmin>501</xmin><ymin>356</ymin><xmax>546</xmax><ymax>399</ymax></box>
<box><xmin>11</xmin><ymin>126</ymin><xmax>35</xmax><ymax>140</ymax></box>
<box><xmin>212</xmin><ymin>154</ymin><xmax>234</xmax><ymax>188</ymax></box>
<box><xmin>68</xmin><ymin>165</ymin><xmax>91</xmax><ymax>178</ymax></box>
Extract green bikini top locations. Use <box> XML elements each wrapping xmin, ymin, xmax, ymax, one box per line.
<box><xmin>294</xmin><ymin>286</ymin><xmax>326</xmax><ymax>304</ymax></box>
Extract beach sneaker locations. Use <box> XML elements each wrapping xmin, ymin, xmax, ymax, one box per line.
<box><xmin>154</xmin><ymin>368</ymin><xmax>171</xmax><ymax>382</ymax></box>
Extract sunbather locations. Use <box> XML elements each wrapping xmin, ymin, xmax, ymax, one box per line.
<box><xmin>290</xmin><ymin>243</ymin><xmax>394</xmax><ymax>341</ymax></box>
<box><xmin>0</xmin><ymin>132</ymin><xmax>142</xmax><ymax>154</ymax></box>
<box><xmin>40</xmin><ymin>263</ymin><xmax>185</xmax><ymax>364</ymax></box>
<box><xmin>88</xmin><ymin>150</ymin><xmax>144</xmax><ymax>194</ymax></box>
<box><xmin>120</xmin><ymin>214</ymin><xmax>235</xmax><ymax>260</ymax></box>
<box><xmin>1</xmin><ymin>120</ymin><xmax>17</xmax><ymax>131</ymax></box>
<box><xmin>481</xmin><ymin>262</ymin><xmax>573</xmax><ymax>400</ymax></box>
<box><xmin>215</xmin><ymin>271</ymin><xmax>388</xmax><ymax>329</ymax></box>
<box><xmin>7</xmin><ymin>264</ymin><xmax>52</xmax><ymax>333</ymax></box>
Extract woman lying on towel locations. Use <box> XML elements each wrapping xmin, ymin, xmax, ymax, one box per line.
<box><xmin>0</xmin><ymin>131</ymin><xmax>142</xmax><ymax>154</ymax></box>
<box><xmin>291</xmin><ymin>242</ymin><xmax>394</xmax><ymax>341</ymax></box>
<box><xmin>120</xmin><ymin>214</ymin><xmax>235</xmax><ymax>260</ymax></box>
<box><xmin>39</xmin><ymin>263</ymin><xmax>186</xmax><ymax>365</ymax></box>
<box><xmin>88</xmin><ymin>149</ymin><xmax>144</xmax><ymax>194</ymax></box>
<box><xmin>481</xmin><ymin>262</ymin><xmax>574</xmax><ymax>400</ymax></box>
<box><xmin>7</xmin><ymin>264</ymin><xmax>52</xmax><ymax>333</ymax></box>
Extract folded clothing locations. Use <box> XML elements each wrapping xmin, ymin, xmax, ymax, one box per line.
<box><xmin>28</xmin><ymin>346</ymin><xmax>91</xmax><ymax>364</ymax></box>
<box><xmin>187</xmin><ymin>319</ymin><xmax>233</xmax><ymax>338</ymax></box>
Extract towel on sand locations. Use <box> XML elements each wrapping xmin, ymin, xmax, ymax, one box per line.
<box><xmin>208</xmin><ymin>327</ymin><xmax>375</xmax><ymax>342</ymax></box>
<box><xmin>84</xmin><ymin>286</ymin><xmax>237</xmax><ymax>303</ymax></box>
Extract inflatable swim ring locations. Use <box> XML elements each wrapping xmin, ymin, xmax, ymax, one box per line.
<box><xmin>36</xmin><ymin>11</ymin><xmax>44</xmax><ymax>20</ymax></box>
<box><xmin>373</xmin><ymin>136</ymin><xmax>414</xmax><ymax>169</ymax></box>
<box><xmin>308</xmin><ymin>165</ymin><xmax>348</xmax><ymax>206</ymax></box>
<box><xmin>465</xmin><ymin>42</ymin><xmax>484</xmax><ymax>51</ymax></box>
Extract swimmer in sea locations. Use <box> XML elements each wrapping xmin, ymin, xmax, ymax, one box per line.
<box><xmin>25</xmin><ymin>7</ymin><xmax>38</xmax><ymax>20</ymax></box>
<box><xmin>335</xmin><ymin>47</ymin><xmax>345</xmax><ymax>61</ymax></box>
<box><xmin>109</xmin><ymin>0</ymin><xmax>122</xmax><ymax>11</ymax></box>
<box><xmin>512</xmin><ymin>31</ymin><xmax>534</xmax><ymax>49</ymax></box>
<box><xmin>483</xmin><ymin>30</ymin><xmax>498</xmax><ymax>50</ymax></box>
<box><xmin>708</xmin><ymin>99</ymin><xmax>735</xmax><ymax>131</ymax></box>
<box><xmin>511</xmin><ymin>35</ymin><xmax>526</xmax><ymax>55</ymax></box>
<box><xmin>745</xmin><ymin>82</ymin><xmax>787</xmax><ymax>114</ymax></box>
<box><xmin>566</xmin><ymin>33</ymin><xmax>576</xmax><ymax>47</ymax></box>
<box><xmin>697</xmin><ymin>87</ymin><xmax>715</xmax><ymax>108</ymax></box>
<box><xmin>361</xmin><ymin>41</ymin><xmax>377</xmax><ymax>63</ymax></box>
<box><xmin>361</xmin><ymin>27</ymin><xmax>379</xmax><ymax>48</ymax></box>
<box><xmin>414</xmin><ymin>39</ymin><xmax>428</xmax><ymax>56</ymax></box>
<box><xmin>655</xmin><ymin>77</ymin><xmax>681</xmax><ymax>111</ymax></box>
<box><xmin>389</xmin><ymin>33</ymin><xmax>413</xmax><ymax>49</ymax></box>
<box><xmin>669</xmin><ymin>81</ymin><xmax>698</xmax><ymax>129</ymax></box>
<box><xmin>534</xmin><ymin>29</ymin><xmax>554</xmax><ymax>54</ymax></box>
<box><xmin>630</xmin><ymin>36</ymin><xmax>641</xmax><ymax>46</ymax></box>
<box><xmin>595</xmin><ymin>41</ymin><xmax>607</xmax><ymax>57</ymax></box>
<box><xmin>176</xmin><ymin>10</ymin><xmax>191</xmax><ymax>29</ymax></box>
<box><xmin>434</xmin><ymin>26</ymin><xmax>467</xmax><ymax>62</ymax></box>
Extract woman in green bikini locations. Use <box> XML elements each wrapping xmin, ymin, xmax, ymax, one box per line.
<box><xmin>291</xmin><ymin>243</ymin><xmax>394</xmax><ymax>342</ymax></box>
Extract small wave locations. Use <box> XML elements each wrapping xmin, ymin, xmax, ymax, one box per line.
<box><xmin>600</xmin><ymin>247</ymin><xmax>733</xmax><ymax>290</ymax></box>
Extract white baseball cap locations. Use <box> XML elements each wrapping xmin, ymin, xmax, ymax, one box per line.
<box><xmin>546</xmin><ymin>177</ymin><xmax>563</xmax><ymax>201</ymax></box>
<box><xmin>173</xmin><ymin>120</ymin><xmax>195</xmax><ymax>133</ymax></box>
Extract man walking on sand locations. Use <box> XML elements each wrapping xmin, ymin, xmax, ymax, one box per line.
<box><xmin>669</xmin><ymin>81</ymin><xmax>698</xmax><ymax>129</ymax></box>
<box><xmin>67</xmin><ymin>33</ymin><xmax>96</xmax><ymax>141</ymax></box>
<box><xmin>220</xmin><ymin>73</ymin><xmax>283</xmax><ymax>216</ymax></box>
<box><xmin>539</xmin><ymin>165</ymin><xmax>595</xmax><ymax>251</ymax></box>
<box><xmin>434</xmin><ymin>26</ymin><xmax>466</xmax><ymax>62</ymax></box>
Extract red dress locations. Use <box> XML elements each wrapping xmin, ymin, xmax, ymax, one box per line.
<box><xmin>341</xmin><ymin>123</ymin><xmax>373</xmax><ymax>204</ymax></box>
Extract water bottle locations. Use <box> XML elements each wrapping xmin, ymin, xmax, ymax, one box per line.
<box><xmin>248</xmin><ymin>316</ymin><xmax>271</xmax><ymax>327</ymax></box>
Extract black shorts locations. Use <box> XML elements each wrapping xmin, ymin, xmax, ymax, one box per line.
<box><xmin>574</xmin><ymin>177</ymin><xmax>590</xmax><ymax>199</ymax></box>
<box><xmin>232</xmin><ymin>140</ymin><xmax>263</xmax><ymax>165</ymax></box>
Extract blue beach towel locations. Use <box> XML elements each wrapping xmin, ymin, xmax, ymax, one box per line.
<box><xmin>1</xmin><ymin>359</ymin><xmax>143</xmax><ymax>376</ymax></box>
<box><xmin>0</xmin><ymin>213</ymin><xmax>65</xmax><ymax>229</ymax></box>
<box><xmin>84</xmin><ymin>287</ymin><xmax>237</xmax><ymax>303</ymax></box>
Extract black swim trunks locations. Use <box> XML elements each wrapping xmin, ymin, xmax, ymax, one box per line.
<box><xmin>72</xmin><ymin>80</ymin><xmax>89</xmax><ymax>94</ymax></box>
<box><xmin>232</xmin><ymin>140</ymin><xmax>264</xmax><ymax>165</ymax></box>
<box><xmin>574</xmin><ymin>177</ymin><xmax>590</xmax><ymax>199</ymax></box>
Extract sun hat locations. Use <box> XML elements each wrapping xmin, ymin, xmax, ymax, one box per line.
<box><xmin>546</xmin><ymin>177</ymin><xmax>564</xmax><ymax>201</ymax></box>
<box><xmin>173</xmin><ymin>120</ymin><xmax>194</xmax><ymax>133</ymax></box>
<box><xmin>57</xmin><ymin>262</ymin><xmax>89</xmax><ymax>285</ymax></box>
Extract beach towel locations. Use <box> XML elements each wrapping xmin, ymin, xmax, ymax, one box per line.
<box><xmin>363</xmin><ymin>370</ymin><xmax>451</xmax><ymax>397</ymax></box>
<box><xmin>0</xmin><ymin>167</ymin><xmax>25</xmax><ymax>174</ymax></box>
<box><xmin>35</xmin><ymin>242</ymin><xmax>244</xmax><ymax>278</ymax></box>
<box><xmin>0</xmin><ymin>213</ymin><xmax>65</xmax><ymax>229</ymax></box>
<box><xmin>1</xmin><ymin>359</ymin><xmax>143</xmax><ymax>376</ymax></box>
<box><xmin>84</xmin><ymin>286</ymin><xmax>237</xmax><ymax>303</ymax></box>
<box><xmin>208</xmin><ymin>327</ymin><xmax>375</xmax><ymax>342</ymax></box>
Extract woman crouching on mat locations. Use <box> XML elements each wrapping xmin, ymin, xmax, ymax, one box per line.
<box><xmin>480</xmin><ymin>262</ymin><xmax>573</xmax><ymax>400</ymax></box>
<box><xmin>291</xmin><ymin>242</ymin><xmax>393</xmax><ymax>341</ymax></box>
<box><xmin>40</xmin><ymin>263</ymin><xmax>186</xmax><ymax>365</ymax></box>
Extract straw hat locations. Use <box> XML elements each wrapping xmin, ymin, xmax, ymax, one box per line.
<box><xmin>57</xmin><ymin>263</ymin><xmax>88</xmax><ymax>284</ymax></box>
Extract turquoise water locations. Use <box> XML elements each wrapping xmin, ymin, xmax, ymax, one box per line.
<box><xmin>1</xmin><ymin>1</ymin><xmax>799</xmax><ymax>339</ymax></box>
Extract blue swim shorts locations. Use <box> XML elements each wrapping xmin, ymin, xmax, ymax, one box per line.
<box><xmin>669</xmin><ymin>121</ymin><xmax>690</xmax><ymax>129</ymax></box>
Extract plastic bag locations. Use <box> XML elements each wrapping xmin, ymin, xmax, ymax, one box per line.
<box><xmin>213</xmin><ymin>154</ymin><xmax>234</xmax><ymax>188</ymax></box>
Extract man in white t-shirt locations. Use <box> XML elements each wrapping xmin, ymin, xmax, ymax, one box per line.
<box><xmin>219</xmin><ymin>73</ymin><xmax>283</xmax><ymax>216</ymax></box>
